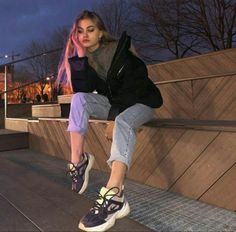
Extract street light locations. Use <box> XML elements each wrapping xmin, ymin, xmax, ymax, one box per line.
<box><xmin>5</xmin><ymin>52</ymin><xmax>21</xmax><ymax>61</ymax></box>
<box><xmin>4</xmin><ymin>52</ymin><xmax>21</xmax><ymax>82</ymax></box>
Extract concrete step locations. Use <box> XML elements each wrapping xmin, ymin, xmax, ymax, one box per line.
<box><xmin>0</xmin><ymin>149</ymin><xmax>236</xmax><ymax>232</ymax></box>
<box><xmin>57</xmin><ymin>94</ymin><xmax>72</xmax><ymax>104</ymax></box>
<box><xmin>0</xmin><ymin>129</ymin><xmax>28</xmax><ymax>151</ymax></box>
<box><xmin>0</xmin><ymin>150</ymin><xmax>151</xmax><ymax>232</ymax></box>
<box><xmin>32</xmin><ymin>104</ymin><xmax>61</xmax><ymax>118</ymax></box>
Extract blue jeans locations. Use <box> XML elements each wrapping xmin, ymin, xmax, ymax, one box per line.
<box><xmin>67</xmin><ymin>93</ymin><xmax>155</xmax><ymax>170</ymax></box>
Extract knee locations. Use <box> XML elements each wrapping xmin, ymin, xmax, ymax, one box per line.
<box><xmin>71</xmin><ymin>92</ymin><xmax>87</xmax><ymax>107</ymax></box>
<box><xmin>115</xmin><ymin>113</ymin><xmax>132</xmax><ymax>128</ymax></box>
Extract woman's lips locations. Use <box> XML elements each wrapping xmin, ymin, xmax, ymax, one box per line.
<box><xmin>82</xmin><ymin>39</ymin><xmax>90</xmax><ymax>43</ymax></box>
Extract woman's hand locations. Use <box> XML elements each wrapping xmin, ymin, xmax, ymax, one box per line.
<box><xmin>105</xmin><ymin>122</ymin><xmax>114</xmax><ymax>141</ymax></box>
<box><xmin>71</xmin><ymin>32</ymin><xmax>86</xmax><ymax>57</ymax></box>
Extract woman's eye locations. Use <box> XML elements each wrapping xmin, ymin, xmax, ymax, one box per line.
<box><xmin>88</xmin><ymin>29</ymin><xmax>94</xmax><ymax>33</ymax></box>
<box><xmin>77</xmin><ymin>29</ymin><xmax>83</xmax><ymax>34</ymax></box>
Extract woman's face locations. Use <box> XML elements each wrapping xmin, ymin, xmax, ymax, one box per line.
<box><xmin>76</xmin><ymin>18</ymin><xmax>103</xmax><ymax>52</ymax></box>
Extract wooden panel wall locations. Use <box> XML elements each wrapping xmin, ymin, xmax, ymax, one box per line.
<box><xmin>28</xmin><ymin>119</ymin><xmax>236</xmax><ymax>212</ymax></box>
<box><xmin>148</xmin><ymin>48</ymin><xmax>236</xmax><ymax>120</ymax></box>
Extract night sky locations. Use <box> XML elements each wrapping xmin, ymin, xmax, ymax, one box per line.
<box><xmin>0</xmin><ymin>0</ymin><xmax>97</xmax><ymax>63</ymax></box>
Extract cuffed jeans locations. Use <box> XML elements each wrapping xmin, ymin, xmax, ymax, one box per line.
<box><xmin>67</xmin><ymin>92</ymin><xmax>155</xmax><ymax>170</ymax></box>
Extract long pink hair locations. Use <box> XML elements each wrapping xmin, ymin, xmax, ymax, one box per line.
<box><xmin>56</xmin><ymin>10</ymin><xmax>115</xmax><ymax>90</ymax></box>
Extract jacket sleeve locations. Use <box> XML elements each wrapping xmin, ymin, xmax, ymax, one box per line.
<box><xmin>107</xmin><ymin>56</ymin><xmax>163</xmax><ymax>120</ymax></box>
<box><xmin>113</xmin><ymin>58</ymin><xmax>150</xmax><ymax>105</ymax></box>
<box><xmin>68</xmin><ymin>55</ymin><xmax>108</xmax><ymax>95</ymax></box>
<box><xmin>68</xmin><ymin>56</ymin><xmax>95</xmax><ymax>93</ymax></box>
<box><xmin>107</xmin><ymin>59</ymin><xmax>149</xmax><ymax>120</ymax></box>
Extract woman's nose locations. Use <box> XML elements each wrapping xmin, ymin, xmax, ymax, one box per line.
<box><xmin>83</xmin><ymin>32</ymin><xmax>88</xmax><ymax>37</ymax></box>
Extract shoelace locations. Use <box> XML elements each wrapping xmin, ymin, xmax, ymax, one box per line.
<box><xmin>91</xmin><ymin>187</ymin><xmax>120</xmax><ymax>214</ymax></box>
<box><xmin>66</xmin><ymin>154</ymin><xmax>86</xmax><ymax>181</ymax></box>
<box><xmin>66</xmin><ymin>163</ymin><xmax>79</xmax><ymax>182</ymax></box>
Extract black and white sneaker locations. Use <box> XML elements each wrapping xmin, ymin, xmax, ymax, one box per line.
<box><xmin>67</xmin><ymin>152</ymin><xmax>95</xmax><ymax>194</ymax></box>
<box><xmin>79</xmin><ymin>186</ymin><xmax>130</xmax><ymax>232</ymax></box>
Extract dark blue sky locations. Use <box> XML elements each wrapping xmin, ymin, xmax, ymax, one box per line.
<box><xmin>0</xmin><ymin>0</ymin><xmax>97</xmax><ymax>63</ymax></box>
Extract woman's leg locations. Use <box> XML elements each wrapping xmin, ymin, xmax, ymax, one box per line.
<box><xmin>67</xmin><ymin>92</ymin><xmax>111</xmax><ymax>193</ymax></box>
<box><xmin>79</xmin><ymin>104</ymin><xmax>155</xmax><ymax>231</ymax></box>
<box><xmin>106</xmin><ymin>104</ymin><xmax>155</xmax><ymax>192</ymax></box>
<box><xmin>68</xmin><ymin>92</ymin><xmax>111</xmax><ymax>160</ymax></box>
<box><xmin>70</xmin><ymin>132</ymin><xmax>85</xmax><ymax>164</ymax></box>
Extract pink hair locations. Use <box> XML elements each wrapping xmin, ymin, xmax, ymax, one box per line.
<box><xmin>56</xmin><ymin>10</ymin><xmax>115</xmax><ymax>91</ymax></box>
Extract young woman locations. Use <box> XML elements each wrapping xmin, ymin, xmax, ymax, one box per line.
<box><xmin>57</xmin><ymin>10</ymin><xmax>163</xmax><ymax>232</ymax></box>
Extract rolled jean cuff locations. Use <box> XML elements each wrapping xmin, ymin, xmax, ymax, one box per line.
<box><xmin>67</xmin><ymin>125</ymin><xmax>87</xmax><ymax>135</ymax></box>
<box><xmin>107</xmin><ymin>156</ymin><xmax>131</xmax><ymax>172</ymax></box>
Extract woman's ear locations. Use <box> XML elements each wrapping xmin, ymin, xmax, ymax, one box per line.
<box><xmin>99</xmin><ymin>31</ymin><xmax>103</xmax><ymax>40</ymax></box>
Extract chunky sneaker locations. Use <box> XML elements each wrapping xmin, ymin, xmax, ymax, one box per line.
<box><xmin>78</xmin><ymin>186</ymin><xmax>130</xmax><ymax>232</ymax></box>
<box><xmin>67</xmin><ymin>152</ymin><xmax>95</xmax><ymax>194</ymax></box>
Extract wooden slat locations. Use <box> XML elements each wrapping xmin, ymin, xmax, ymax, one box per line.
<box><xmin>148</xmin><ymin>48</ymin><xmax>236</xmax><ymax>120</ymax></box>
<box><xmin>156</xmin><ymin>82</ymin><xmax>194</xmax><ymax>119</ymax></box>
<box><xmin>131</xmin><ymin>126</ymin><xmax>160</xmax><ymax>166</ymax></box>
<box><xmin>145</xmin><ymin>130</ymin><xmax>219</xmax><ymax>190</ymax></box>
<box><xmin>170</xmin><ymin>132</ymin><xmax>236</xmax><ymax>199</ymax></box>
<box><xmin>219</xmin><ymin>99</ymin><xmax>236</xmax><ymax>120</ymax></box>
<box><xmin>128</xmin><ymin>128</ymin><xmax>185</xmax><ymax>183</ymax></box>
<box><xmin>84</xmin><ymin>123</ymin><xmax>110</xmax><ymax>172</ymax></box>
<box><xmin>200</xmin><ymin>164</ymin><xmax>236</xmax><ymax>211</ymax></box>
<box><xmin>29</xmin><ymin>120</ymin><xmax>71</xmax><ymax>160</ymax></box>
<box><xmin>90</xmin><ymin>122</ymin><xmax>111</xmax><ymax>159</ymax></box>
<box><xmin>195</xmin><ymin>77</ymin><xmax>236</xmax><ymax>120</ymax></box>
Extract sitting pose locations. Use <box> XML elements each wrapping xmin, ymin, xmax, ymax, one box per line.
<box><xmin>57</xmin><ymin>10</ymin><xmax>163</xmax><ymax>232</ymax></box>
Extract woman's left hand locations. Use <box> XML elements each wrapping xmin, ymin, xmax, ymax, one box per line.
<box><xmin>105</xmin><ymin>122</ymin><xmax>114</xmax><ymax>141</ymax></box>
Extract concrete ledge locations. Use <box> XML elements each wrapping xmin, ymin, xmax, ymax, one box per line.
<box><xmin>57</xmin><ymin>94</ymin><xmax>72</xmax><ymax>104</ymax></box>
<box><xmin>32</xmin><ymin>104</ymin><xmax>61</xmax><ymax>118</ymax></box>
<box><xmin>0</xmin><ymin>129</ymin><xmax>29</xmax><ymax>151</ymax></box>
<box><xmin>5</xmin><ymin>118</ymin><xmax>29</xmax><ymax>132</ymax></box>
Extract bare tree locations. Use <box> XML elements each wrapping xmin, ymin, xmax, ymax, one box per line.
<box><xmin>133</xmin><ymin>0</ymin><xmax>203</xmax><ymax>62</ymax></box>
<box><xmin>94</xmin><ymin>0</ymin><xmax>135</xmax><ymax>38</ymax></box>
<box><xmin>47</xmin><ymin>26</ymin><xmax>69</xmax><ymax>74</ymax></box>
<box><xmin>184</xmin><ymin>0</ymin><xmax>236</xmax><ymax>51</ymax></box>
<box><xmin>25</xmin><ymin>41</ymin><xmax>51</xmax><ymax>97</ymax></box>
<box><xmin>24</xmin><ymin>26</ymin><xmax>68</xmax><ymax>99</ymax></box>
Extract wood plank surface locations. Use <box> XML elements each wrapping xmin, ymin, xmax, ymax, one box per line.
<box><xmin>27</xmin><ymin>118</ymin><xmax>236</xmax><ymax>212</ymax></box>
<box><xmin>128</xmin><ymin>128</ymin><xmax>185</xmax><ymax>182</ymax></box>
<box><xmin>148</xmin><ymin>48</ymin><xmax>236</xmax><ymax>120</ymax></box>
<box><xmin>200</xmin><ymin>164</ymin><xmax>236</xmax><ymax>211</ymax></box>
<box><xmin>145</xmin><ymin>130</ymin><xmax>219</xmax><ymax>190</ymax></box>
<box><xmin>170</xmin><ymin>132</ymin><xmax>236</xmax><ymax>199</ymax></box>
<box><xmin>84</xmin><ymin>123</ymin><xmax>110</xmax><ymax>172</ymax></box>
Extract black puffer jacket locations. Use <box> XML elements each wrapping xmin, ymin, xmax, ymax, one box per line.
<box><xmin>69</xmin><ymin>32</ymin><xmax>163</xmax><ymax>120</ymax></box>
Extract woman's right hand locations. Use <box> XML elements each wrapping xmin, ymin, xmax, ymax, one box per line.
<box><xmin>71</xmin><ymin>32</ymin><xmax>86</xmax><ymax>57</ymax></box>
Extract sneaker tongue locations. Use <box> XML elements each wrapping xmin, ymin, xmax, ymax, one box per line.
<box><xmin>97</xmin><ymin>187</ymin><xmax>116</xmax><ymax>204</ymax></box>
